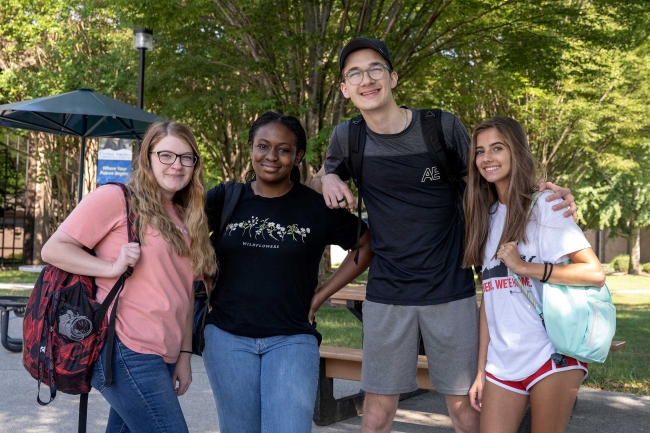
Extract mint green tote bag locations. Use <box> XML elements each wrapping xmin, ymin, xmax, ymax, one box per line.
<box><xmin>513</xmin><ymin>267</ymin><xmax>616</xmax><ymax>363</ymax></box>
<box><xmin>511</xmin><ymin>193</ymin><xmax>616</xmax><ymax>363</ymax></box>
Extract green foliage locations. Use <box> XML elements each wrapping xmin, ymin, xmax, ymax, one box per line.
<box><xmin>2</xmin><ymin>0</ymin><xmax>650</xmax><ymax>243</ymax></box>
<box><xmin>642</xmin><ymin>263</ymin><xmax>650</xmax><ymax>274</ymax></box>
<box><xmin>611</xmin><ymin>255</ymin><xmax>631</xmax><ymax>273</ymax></box>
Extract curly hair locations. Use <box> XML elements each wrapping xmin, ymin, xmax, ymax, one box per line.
<box><xmin>128</xmin><ymin>120</ymin><xmax>217</xmax><ymax>276</ymax></box>
<box><xmin>246</xmin><ymin>111</ymin><xmax>307</xmax><ymax>183</ymax></box>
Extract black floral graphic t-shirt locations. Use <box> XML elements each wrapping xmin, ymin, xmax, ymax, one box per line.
<box><xmin>205</xmin><ymin>182</ymin><xmax>366</xmax><ymax>343</ymax></box>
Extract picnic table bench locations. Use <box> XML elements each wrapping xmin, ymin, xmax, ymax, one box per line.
<box><xmin>0</xmin><ymin>265</ymin><xmax>41</xmax><ymax>352</ymax></box>
<box><xmin>0</xmin><ymin>296</ymin><xmax>28</xmax><ymax>352</ymax></box>
<box><xmin>314</xmin><ymin>284</ymin><xmax>626</xmax><ymax>428</ymax></box>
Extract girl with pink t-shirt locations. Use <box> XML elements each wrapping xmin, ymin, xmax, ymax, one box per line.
<box><xmin>41</xmin><ymin>121</ymin><xmax>216</xmax><ymax>433</ymax></box>
<box><xmin>463</xmin><ymin>117</ymin><xmax>606</xmax><ymax>433</ymax></box>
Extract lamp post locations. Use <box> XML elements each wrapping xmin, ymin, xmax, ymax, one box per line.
<box><xmin>133</xmin><ymin>28</ymin><xmax>153</xmax><ymax>110</ymax></box>
<box><xmin>133</xmin><ymin>28</ymin><xmax>153</xmax><ymax>155</ymax></box>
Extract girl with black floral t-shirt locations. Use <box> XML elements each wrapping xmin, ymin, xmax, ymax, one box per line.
<box><xmin>202</xmin><ymin>112</ymin><xmax>372</xmax><ymax>433</ymax></box>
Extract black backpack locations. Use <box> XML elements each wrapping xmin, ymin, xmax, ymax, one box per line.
<box><xmin>193</xmin><ymin>181</ymin><xmax>246</xmax><ymax>355</ymax></box>
<box><xmin>347</xmin><ymin>108</ymin><xmax>466</xmax><ymax>261</ymax></box>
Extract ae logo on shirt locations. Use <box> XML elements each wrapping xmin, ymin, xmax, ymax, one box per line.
<box><xmin>421</xmin><ymin>166</ymin><xmax>441</xmax><ymax>182</ymax></box>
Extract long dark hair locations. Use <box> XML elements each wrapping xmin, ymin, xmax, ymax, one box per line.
<box><xmin>247</xmin><ymin>111</ymin><xmax>307</xmax><ymax>183</ymax></box>
<box><xmin>463</xmin><ymin>116</ymin><xmax>545</xmax><ymax>268</ymax></box>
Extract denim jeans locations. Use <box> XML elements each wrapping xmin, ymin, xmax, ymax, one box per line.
<box><xmin>91</xmin><ymin>335</ymin><xmax>189</xmax><ymax>433</ymax></box>
<box><xmin>203</xmin><ymin>325</ymin><xmax>320</xmax><ymax>433</ymax></box>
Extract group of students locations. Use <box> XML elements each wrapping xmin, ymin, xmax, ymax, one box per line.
<box><xmin>41</xmin><ymin>37</ymin><xmax>604</xmax><ymax>433</ymax></box>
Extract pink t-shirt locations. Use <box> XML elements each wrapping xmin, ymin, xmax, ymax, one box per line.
<box><xmin>59</xmin><ymin>185</ymin><xmax>194</xmax><ymax>363</ymax></box>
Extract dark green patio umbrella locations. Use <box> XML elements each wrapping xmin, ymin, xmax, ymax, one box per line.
<box><xmin>0</xmin><ymin>89</ymin><xmax>164</xmax><ymax>200</ymax></box>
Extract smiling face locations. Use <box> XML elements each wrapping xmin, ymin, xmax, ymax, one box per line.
<box><xmin>250</xmin><ymin>122</ymin><xmax>304</xmax><ymax>186</ymax></box>
<box><xmin>475</xmin><ymin>127</ymin><xmax>512</xmax><ymax>195</ymax></box>
<box><xmin>340</xmin><ymin>48</ymin><xmax>398</xmax><ymax>113</ymax></box>
<box><xmin>150</xmin><ymin>135</ymin><xmax>196</xmax><ymax>201</ymax></box>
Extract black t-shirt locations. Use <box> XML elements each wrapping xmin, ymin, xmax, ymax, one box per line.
<box><xmin>204</xmin><ymin>182</ymin><xmax>366</xmax><ymax>343</ymax></box>
<box><xmin>324</xmin><ymin>108</ymin><xmax>475</xmax><ymax>305</ymax></box>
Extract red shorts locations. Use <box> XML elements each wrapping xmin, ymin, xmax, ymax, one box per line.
<box><xmin>486</xmin><ymin>356</ymin><xmax>588</xmax><ymax>395</ymax></box>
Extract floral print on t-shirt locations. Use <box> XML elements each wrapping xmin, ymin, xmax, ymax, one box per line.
<box><xmin>226</xmin><ymin>216</ymin><xmax>311</xmax><ymax>242</ymax></box>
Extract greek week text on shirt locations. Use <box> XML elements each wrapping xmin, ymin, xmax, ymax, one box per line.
<box><xmin>482</xmin><ymin>193</ymin><xmax>592</xmax><ymax>380</ymax></box>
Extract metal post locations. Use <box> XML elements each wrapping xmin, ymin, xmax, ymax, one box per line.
<box><xmin>137</xmin><ymin>48</ymin><xmax>146</xmax><ymax>110</ymax></box>
<box><xmin>136</xmin><ymin>48</ymin><xmax>146</xmax><ymax>156</ymax></box>
<box><xmin>78</xmin><ymin>136</ymin><xmax>86</xmax><ymax>202</ymax></box>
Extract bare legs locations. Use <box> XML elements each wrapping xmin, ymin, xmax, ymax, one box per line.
<box><xmin>361</xmin><ymin>393</ymin><xmax>480</xmax><ymax>433</ymax></box>
<box><xmin>445</xmin><ymin>394</ymin><xmax>480</xmax><ymax>433</ymax></box>
<box><xmin>360</xmin><ymin>393</ymin><xmax>399</xmax><ymax>433</ymax></box>
<box><xmin>479</xmin><ymin>369</ymin><xmax>584</xmax><ymax>433</ymax></box>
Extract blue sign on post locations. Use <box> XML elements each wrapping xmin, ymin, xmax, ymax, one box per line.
<box><xmin>96</xmin><ymin>138</ymin><xmax>133</xmax><ymax>185</ymax></box>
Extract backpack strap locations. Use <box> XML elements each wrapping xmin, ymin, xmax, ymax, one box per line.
<box><xmin>219</xmin><ymin>182</ymin><xmax>246</xmax><ymax>238</ymax></box>
<box><xmin>198</xmin><ymin>181</ymin><xmax>246</xmax><ymax>349</ymax></box>
<box><xmin>420</xmin><ymin>109</ymin><xmax>466</xmax><ymax>224</ymax></box>
<box><xmin>95</xmin><ymin>183</ymin><xmax>139</xmax><ymax>389</ymax></box>
<box><xmin>347</xmin><ymin>115</ymin><xmax>367</xmax><ymax>264</ymax></box>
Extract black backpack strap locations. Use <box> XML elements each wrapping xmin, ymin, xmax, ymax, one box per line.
<box><xmin>95</xmin><ymin>183</ymin><xmax>139</xmax><ymax>389</ymax></box>
<box><xmin>420</xmin><ymin>109</ymin><xmax>465</xmax><ymax>224</ymax></box>
<box><xmin>219</xmin><ymin>182</ymin><xmax>246</xmax><ymax>238</ymax></box>
<box><xmin>347</xmin><ymin>115</ymin><xmax>367</xmax><ymax>264</ymax></box>
<box><xmin>196</xmin><ymin>181</ymin><xmax>246</xmax><ymax>352</ymax></box>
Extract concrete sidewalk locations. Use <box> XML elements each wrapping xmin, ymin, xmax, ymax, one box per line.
<box><xmin>1</xmin><ymin>310</ymin><xmax>649</xmax><ymax>432</ymax></box>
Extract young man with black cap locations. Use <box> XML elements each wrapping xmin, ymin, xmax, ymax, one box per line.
<box><xmin>312</xmin><ymin>37</ymin><xmax>577</xmax><ymax>433</ymax></box>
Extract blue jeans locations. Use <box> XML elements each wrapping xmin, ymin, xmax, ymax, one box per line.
<box><xmin>91</xmin><ymin>336</ymin><xmax>189</xmax><ymax>433</ymax></box>
<box><xmin>203</xmin><ymin>325</ymin><xmax>320</xmax><ymax>433</ymax></box>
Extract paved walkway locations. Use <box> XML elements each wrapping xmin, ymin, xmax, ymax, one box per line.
<box><xmin>0</xmin><ymin>282</ymin><xmax>34</xmax><ymax>290</ymax></box>
<box><xmin>1</xmin><ymin>305</ymin><xmax>649</xmax><ymax>432</ymax></box>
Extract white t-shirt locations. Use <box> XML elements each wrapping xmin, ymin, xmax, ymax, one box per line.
<box><xmin>481</xmin><ymin>193</ymin><xmax>592</xmax><ymax>380</ymax></box>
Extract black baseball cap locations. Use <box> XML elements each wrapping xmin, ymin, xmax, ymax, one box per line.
<box><xmin>338</xmin><ymin>37</ymin><xmax>393</xmax><ymax>72</ymax></box>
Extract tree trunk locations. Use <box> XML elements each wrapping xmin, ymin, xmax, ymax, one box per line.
<box><xmin>628</xmin><ymin>224</ymin><xmax>641</xmax><ymax>275</ymax></box>
<box><xmin>318</xmin><ymin>246</ymin><xmax>332</xmax><ymax>284</ymax></box>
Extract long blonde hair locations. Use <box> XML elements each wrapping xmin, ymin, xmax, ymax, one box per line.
<box><xmin>463</xmin><ymin>116</ymin><xmax>545</xmax><ymax>268</ymax></box>
<box><xmin>128</xmin><ymin>121</ymin><xmax>217</xmax><ymax>276</ymax></box>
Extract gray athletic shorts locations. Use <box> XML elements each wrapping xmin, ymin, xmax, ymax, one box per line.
<box><xmin>360</xmin><ymin>296</ymin><xmax>479</xmax><ymax>395</ymax></box>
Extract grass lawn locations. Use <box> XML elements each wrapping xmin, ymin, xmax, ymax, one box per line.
<box><xmin>2</xmin><ymin>268</ymin><xmax>648</xmax><ymax>394</ymax></box>
<box><xmin>584</xmin><ymin>288</ymin><xmax>650</xmax><ymax>395</ymax></box>
<box><xmin>318</xmin><ymin>274</ymin><xmax>650</xmax><ymax>395</ymax></box>
<box><xmin>0</xmin><ymin>270</ymin><xmax>39</xmax><ymax>284</ymax></box>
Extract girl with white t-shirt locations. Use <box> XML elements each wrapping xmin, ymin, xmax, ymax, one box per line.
<box><xmin>463</xmin><ymin>116</ymin><xmax>606</xmax><ymax>433</ymax></box>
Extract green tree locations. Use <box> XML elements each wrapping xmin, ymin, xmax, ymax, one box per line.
<box><xmin>89</xmin><ymin>0</ymin><xmax>643</xmax><ymax>181</ymax></box>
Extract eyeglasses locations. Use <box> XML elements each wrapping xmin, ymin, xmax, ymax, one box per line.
<box><xmin>343</xmin><ymin>64</ymin><xmax>390</xmax><ymax>85</ymax></box>
<box><xmin>150</xmin><ymin>151</ymin><xmax>198</xmax><ymax>167</ymax></box>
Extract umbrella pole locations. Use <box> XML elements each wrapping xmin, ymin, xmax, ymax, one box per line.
<box><xmin>78</xmin><ymin>136</ymin><xmax>86</xmax><ymax>202</ymax></box>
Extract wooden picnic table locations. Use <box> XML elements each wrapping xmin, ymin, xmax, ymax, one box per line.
<box><xmin>329</xmin><ymin>285</ymin><xmax>483</xmax><ymax>320</ymax></box>
<box><xmin>329</xmin><ymin>285</ymin><xmax>624</xmax><ymax>352</ymax></box>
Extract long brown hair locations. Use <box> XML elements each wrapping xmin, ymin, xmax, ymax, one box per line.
<box><xmin>128</xmin><ymin>121</ymin><xmax>217</xmax><ymax>276</ymax></box>
<box><xmin>463</xmin><ymin>116</ymin><xmax>545</xmax><ymax>268</ymax></box>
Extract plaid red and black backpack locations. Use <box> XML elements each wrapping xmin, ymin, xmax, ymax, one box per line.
<box><xmin>22</xmin><ymin>182</ymin><xmax>138</xmax><ymax>433</ymax></box>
